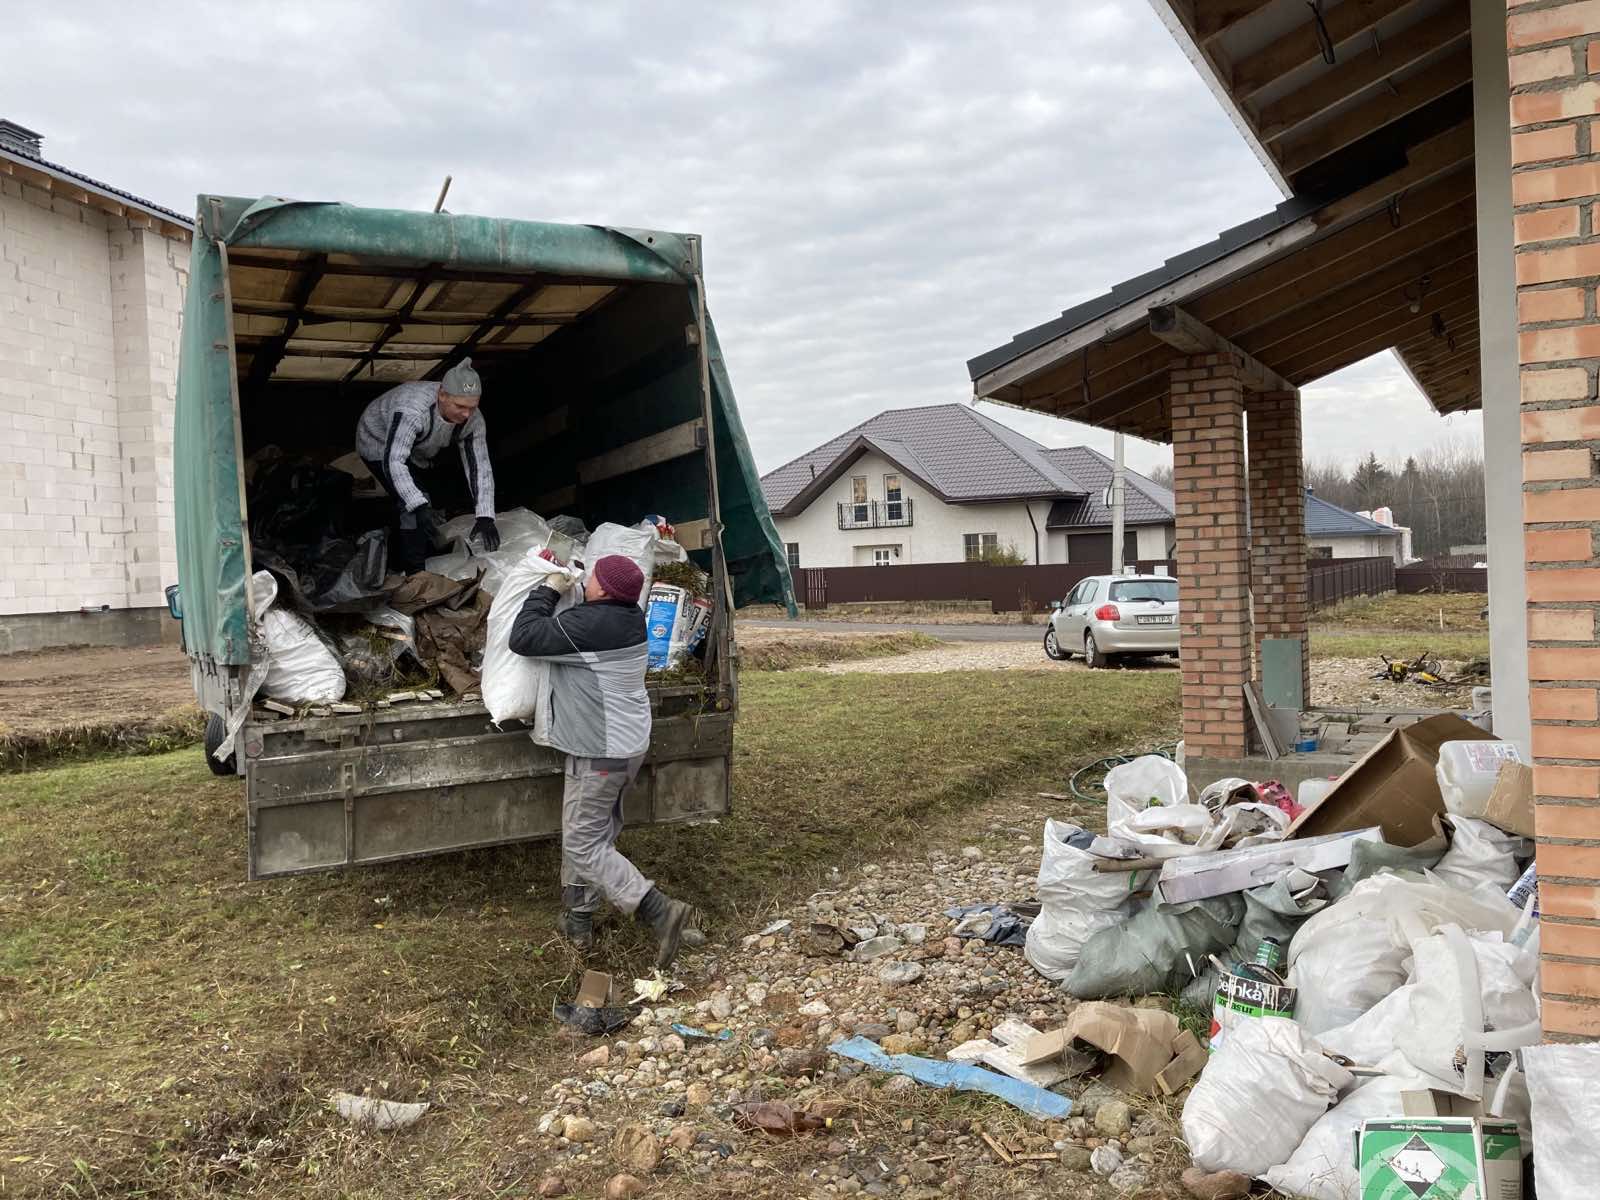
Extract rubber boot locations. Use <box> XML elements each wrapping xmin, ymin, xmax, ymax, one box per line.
<box><xmin>559</xmin><ymin>887</ymin><xmax>595</xmax><ymax>953</ymax></box>
<box><xmin>635</xmin><ymin>887</ymin><xmax>698</xmax><ymax>969</ymax></box>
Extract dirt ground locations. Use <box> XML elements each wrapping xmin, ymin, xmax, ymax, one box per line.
<box><xmin>0</xmin><ymin>643</ymin><xmax>195</xmax><ymax>737</ymax></box>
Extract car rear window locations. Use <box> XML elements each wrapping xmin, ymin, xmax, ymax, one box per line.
<box><xmin>1109</xmin><ymin>579</ymin><xmax>1177</xmax><ymax>603</ymax></box>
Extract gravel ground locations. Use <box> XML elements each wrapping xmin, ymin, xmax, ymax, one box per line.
<box><xmin>812</xmin><ymin>642</ymin><xmax>1179</xmax><ymax>676</ymax></box>
<box><xmin>1310</xmin><ymin>657</ymin><xmax>1477</xmax><ymax>710</ymax></box>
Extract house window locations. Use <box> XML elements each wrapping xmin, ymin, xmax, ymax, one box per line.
<box><xmin>873</xmin><ymin>548</ymin><xmax>893</xmax><ymax>566</ymax></box>
<box><xmin>786</xmin><ymin>542</ymin><xmax>800</xmax><ymax>571</ymax></box>
<box><xmin>884</xmin><ymin>474</ymin><xmax>904</xmax><ymax>523</ymax></box>
<box><xmin>963</xmin><ymin>532</ymin><xmax>998</xmax><ymax>562</ymax></box>
<box><xmin>851</xmin><ymin>476</ymin><xmax>869</xmax><ymax>525</ymax></box>
<box><xmin>1309</xmin><ymin>545</ymin><xmax>1333</xmax><ymax>560</ymax></box>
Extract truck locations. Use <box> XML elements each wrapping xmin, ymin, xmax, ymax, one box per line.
<box><xmin>172</xmin><ymin>195</ymin><xmax>792</xmax><ymax>880</ymax></box>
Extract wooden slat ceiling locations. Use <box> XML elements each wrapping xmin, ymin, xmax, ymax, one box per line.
<box><xmin>224</xmin><ymin>250</ymin><xmax>619</xmax><ymax>394</ymax></box>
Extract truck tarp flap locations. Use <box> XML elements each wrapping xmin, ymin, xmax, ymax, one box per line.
<box><xmin>175</xmin><ymin>197</ymin><xmax>792</xmax><ymax>665</ymax></box>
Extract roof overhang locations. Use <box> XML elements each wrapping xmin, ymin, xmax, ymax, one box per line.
<box><xmin>0</xmin><ymin>145</ymin><xmax>192</xmax><ymax>239</ymax></box>
<box><xmin>970</xmin><ymin>0</ymin><xmax>1480</xmax><ymax>437</ymax></box>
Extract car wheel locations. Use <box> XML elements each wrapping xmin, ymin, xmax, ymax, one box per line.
<box><xmin>203</xmin><ymin>711</ymin><xmax>237</xmax><ymax>777</ymax></box>
<box><xmin>1044</xmin><ymin>628</ymin><xmax>1070</xmax><ymax>661</ymax></box>
<box><xmin>1084</xmin><ymin>631</ymin><xmax>1109</xmax><ymax>669</ymax></box>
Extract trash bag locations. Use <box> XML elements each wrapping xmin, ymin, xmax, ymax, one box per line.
<box><xmin>1430</xmin><ymin>815</ymin><xmax>1532</xmax><ymax>895</ymax></box>
<box><xmin>1182</xmin><ymin>871</ymin><xmax>1328</xmax><ymax>1011</ymax></box>
<box><xmin>1182</xmin><ymin>1016</ymin><xmax>1352</xmax><ymax>1176</ymax></box>
<box><xmin>1065</xmin><ymin>892</ymin><xmax>1242</xmax><ymax>999</ymax></box>
<box><xmin>1264</xmin><ymin>1075</ymin><xmax>1430</xmax><ymax>1200</ymax></box>
<box><xmin>251</xmin><ymin>570</ymin><xmax>346</xmax><ymax>704</ymax></box>
<box><xmin>481</xmin><ymin>547</ymin><xmax>574</xmax><ymax>723</ymax></box>
<box><xmin>580</xmin><ymin>521</ymin><xmax>668</xmax><ymax>608</ymax></box>
<box><xmin>1328</xmin><ymin>828</ymin><xmax>1448</xmax><ymax>899</ymax></box>
<box><xmin>1105</xmin><ymin>755</ymin><xmax>1188</xmax><ymax>827</ymax></box>
<box><xmin>254</xmin><ymin>529</ymin><xmax>394</xmax><ymax>613</ymax></box>
<box><xmin>427</xmin><ymin>508</ymin><xmax>578</xmax><ymax>599</ymax></box>
<box><xmin>1023</xmin><ymin>820</ymin><xmax>1135</xmax><ymax>981</ymax></box>
<box><xmin>1523</xmin><ymin>1042</ymin><xmax>1600</xmax><ymax>1197</ymax></box>
<box><xmin>332</xmin><ymin>607</ymin><xmax>416</xmax><ymax>691</ymax></box>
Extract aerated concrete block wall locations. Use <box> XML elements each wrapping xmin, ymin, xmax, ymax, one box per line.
<box><xmin>0</xmin><ymin>178</ymin><xmax>188</xmax><ymax>644</ymax></box>
<box><xmin>1506</xmin><ymin>0</ymin><xmax>1600</xmax><ymax>1038</ymax></box>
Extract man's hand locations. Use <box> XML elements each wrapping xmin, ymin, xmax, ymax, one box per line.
<box><xmin>543</xmin><ymin>569</ymin><xmax>575</xmax><ymax>595</ymax></box>
<box><xmin>472</xmin><ymin>517</ymin><xmax>500</xmax><ymax>552</ymax></box>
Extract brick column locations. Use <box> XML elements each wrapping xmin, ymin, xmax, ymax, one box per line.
<box><xmin>1246</xmin><ymin>389</ymin><xmax>1310</xmax><ymax>706</ymax></box>
<box><xmin>1509</xmin><ymin>0</ymin><xmax>1600</xmax><ymax>1039</ymax></box>
<box><xmin>1172</xmin><ymin>354</ymin><xmax>1251</xmax><ymax>757</ymax></box>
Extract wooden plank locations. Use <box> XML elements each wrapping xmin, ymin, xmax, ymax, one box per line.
<box><xmin>1278</xmin><ymin>46</ymin><xmax>1474</xmax><ymax>175</ymax></box>
<box><xmin>576</xmin><ymin>420</ymin><xmax>704</xmax><ymax>486</ymax></box>
<box><xmin>422</xmin><ymin>280</ymin><xmax>550</xmax><ymax>382</ymax></box>
<box><xmin>1243</xmin><ymin>682</ymin><xmax>1284</xmax><ymax>759</ymax></box>
<box><xmin>1283</xmin><ymin>293</ymin><xmax>1480</xmax><ymax>381</ymax></box>
<box><xmin>1253</xmin><ymin>272</ymin><xmax>1479</xmax><ymax>367</ymax></box>
<box><xmin>948</xmin><ymin>1019</ymin><xmax>1081</xmax><ymax>1088</ymax></box>
<box><xmin>1232</xmin><ymin>0</ymin><xmax>1422</xmax><ymax>99</ymax></box>
<box><xmin>223</xmin><ymin>253</ymin><xmax>634</xmax><ymax>290</ymax></box>
<box><xmin>1315</xmin><ymin>121</ymin><xmax>1475</xmax><ymax>228</ymax></box>
<box><xmin>1195</xmin><ymin>0</ymin><xmax>1277</xmax><ymax>41</ymax></box>
<box><xmin>343</xmin><ymin>270</ymin><xmax>443</xmax><ymax>383</ymax></box>
<box><xmin>246</xmin><ymin>253</ymin><xmax>327</xmax><ymax>395</ymax></box>
<box><xmin>1256</xmin><ymin>7</ymin><xmax>1471</xmax><ymax>143</ymax></box>
<box><xmin>1148</xmin><ymin>306</ymin><xmax>1294</xmax><ymax>393</ymax></box>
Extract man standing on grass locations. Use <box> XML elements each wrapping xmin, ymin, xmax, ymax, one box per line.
<box><xmin>508</xmin><ymin>551</ymin><xmax>699</xmax><ymax>967</ymax></box>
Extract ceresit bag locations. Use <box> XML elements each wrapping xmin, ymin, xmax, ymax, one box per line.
<box><xmin>645</xmin><ymin>584</ymin><xmax>691</xmax><ymax>670</ymax></box>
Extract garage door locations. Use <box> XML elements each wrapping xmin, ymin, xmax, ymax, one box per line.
<box><xmin>1066</xmin><ymin>531</ymin><xmax>1138</xmax><ymax>563</ymax></box>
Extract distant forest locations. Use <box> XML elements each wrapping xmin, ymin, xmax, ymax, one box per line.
<box><xmin>1145</xmin><ymin>443</ymin><xmax>1484</xmax><ymax>560</ymax></box>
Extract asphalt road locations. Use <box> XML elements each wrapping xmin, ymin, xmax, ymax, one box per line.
<box><xmin>736</xmin><ymin>619</ymin><xmax>1044</xmax><ymax>643</ymax></box>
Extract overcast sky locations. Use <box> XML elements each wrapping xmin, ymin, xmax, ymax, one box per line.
<box><xmin>9</xmin><ymin>0</ymin><xmax>1481</xmax><ymax>477</ymax></box>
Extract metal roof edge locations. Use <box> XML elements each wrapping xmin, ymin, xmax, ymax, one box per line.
<box><xmin>0</xmin><ymin>144</ymin><xmax>192</xmax><ymax>232</ymax></box>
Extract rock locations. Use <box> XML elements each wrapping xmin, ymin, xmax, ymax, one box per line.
<box><xmin>942</xmin><ymin>938</ymin><xmax>963</xmax><ymax>957</ymax></box>
<box><xmin>538</xmin><ymin>1175</ymin><xmax>569</xmax><ymax>1198</ymax></box>
<box><xmin>605</xmin><ymin>1174</ymin><xmax>646</xmax><ymax>1200</ymax></box>
<box><xmin>1180</xmin><ymin>1166</ymin><xmax>1252</xmax><ymax>1200</ymax></box>
<box><xmin>686</xmin><ymin>1082</ymin><xmax>712</xmax><ymax>1108</ymax></box>
<box><xmin>1077</xmin><ymin>1083</ymin><xmax>1118</xmax><ymax>1121</ymax></box>
<box><xmin>1060</xmin><ymin>1147</ymin><xmax>1094</xmax><ymax>1172</ymax></box>
<box><xmin>745</xmin><ymin>983</ymin><xmax>769</xmax><ymax>1007</ymax></box>
<box><xmin>710</xmin><ymin>992</ymin><xmax>734</xmax><ymax>1021</ymax></box>
<box><xmin>855</xmin><ymin>1022</ymin><xmax>893</xmax><ymax>1041</ymax></box>
<box><xmin>899</xmin><ymin>923</ymin><xmax>928</xmax><ymax>944</ymax></box>
<box><xmin>561</xmin><ymin>1115</ymin><xmax>596</xmax><ymax>1144</ymax></box>
<box><xmin>778</xmin><ymin>1048</ymin><xmax>828</xmax><ymax>1077</ymax></box>
<box><xmin>579</xmin><ymin>1046</ymin><xmax>611</xmax><ymax>1069</ymax></box>
<box><xmin>1110</xmin><ymin>1163</ymin><xmax>1148</xmax><ymax>1192</ymax></box>
<box><xmin>878</xmin><ymin>962</ymin><xmax>925</xmax><ymax>987</ymax></box>
<box><xmin>853</xmin><ymin>936</ymin><xmax>904</xmax><ymax>962</ymax></box>
<box><xmin>658</xmin><ymin>1098</ymin><xmax>685</xmax><ymax>1119</ymax></box>
<box><xmin>895</xmin><ymin>1010</ymin><xmax>920</xmax><ymax>1034</ymax></box>
<box><xmin>948</xmin><ymin>1022</ymin><xmax>976</xmax><ymax>1045</ymax></box>
<box><xmin>961</xmin><ymin>846</ymin><xmax>983</xmax><ymax>860</ymax></box>
<box><xmin>879</xmin><ymin>1033</ymin><xmax>922</xmax><ymax>1055</ymax></box>
<box><xmin>798</xmin><ymin>999</ymin><xmax>832</xmax><ymax>1018</ymax></box>
<box><xmin>614</xmin><ymin>1124</ymin><xmax>662</xmax><ymax>1173</ymax></box>
<box><xmin>1126</xmin><ymin>1135</ymin><xmax>1160</xmax><ymax>1155</ymax></box>
<box><xmin>882</xmin><ymin>1075</ymin><xmax>918</xmax><ymax>1095</ymax></box>
<box><xmin>908</xmin><ymin>1161</ymin><xmax>939</xmax><ymax>1184</ymax></box>
<box><xmin>660</xmin><ymin>1034</ymin><xmax>686</xmax><ymax>1055</ymax></box>
<box><xmin>667</xmin><ymin>1125</ymin><xmax>697</xmax><ymax>1151</ymax></box>
<box><xmin>1094</xmin><ymin>1100</ymin><xmax>1132</xmax><ymax>1139</ymax></box>
<box><xmin>1090</xmin><ymin>1145</ymin><xmax>1123</xmax><ymax>1177</ymax></box>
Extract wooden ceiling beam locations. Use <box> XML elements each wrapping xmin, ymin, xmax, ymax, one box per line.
<box><xmin>245</xmin><ymin>253</ymin><xmax>327</xmax><ymax>396</ymax></box>
<box><xmin>230</xmin><ymin>299</ymin><xmax>575</xmax><ymax>327</ymax></box>
<box><xmin>342</xmin><ymin>269</ymin><xmax>442</xmax><ymax>383</ymax></box>
<box><xmin>225</xmin><ymin>252</ymin><xmax>629</xmax><ymax>290</ymax></box>
<box><xmin>1149</xmin><ymin>305</ymin><xmax>1296</xmax><ymax>392</ymax></box>
<box><xmin>424</xmin><ymin>281</ymin><xmax>548</xmax><ymax>382</ymax></box>
<box><xmin>1282</xmin><ymin>293</ymin><xmax>1479</xmax><ymax>379</ymax></box>
<box><xmin>1316</xmin><ymin>119</ymin><xmax>1475</xmax><ymax>227</ymax></box>
<box><xmin>1233</xmin><ymin>0</ymin><xmax>1422</xmax><ymax>99</ymax></box>
<box><xmin>1253</xmin><ymin>273</ymin><xmax>1479</xmax><ymax>366</ymax></box>
<box><xmin>1278</xmin><ymin>46</ymin><xmax>1474</xmax><ymax>175</ymax></box>
<box><xmin>1195</xmin><ymin>0</ymin><xmax>1278</xmax><ymax>42</ymax></box>
<box><xmin>1255</xmin><ymin>6</ymin><xmax>1471</xmax><ymax>143</ymax></box>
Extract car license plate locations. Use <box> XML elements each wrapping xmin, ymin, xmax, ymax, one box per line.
<box><xmin>1136</xmin><ymin>615</ymin><xmax>1174</xmax><ymax>625</ymax></box>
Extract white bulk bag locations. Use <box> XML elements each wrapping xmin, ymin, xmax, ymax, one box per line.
<box><xmin>1181</xmin><ymin>1017</ymin><xmax>1352</xmax><ymax>1176</ymax></box>
<box><xmin>1524</xmin><ymin>1042</ymin><xmax>1600</xmax><ymax>1198</ymax></box>
<box><xmin>1430</xmin><ymin>815</ymin><xmax>1532</xmax><ymax>895</ymax></box>
<box><xmin>251</xmin><ymin>570</ymin><xmax>346</xmax><ymax>704</ymax></box>
<box><xmin>582</xmin><ymin>522</ymin><xmax>663</xmax><ymax>608</ymax></box>
<box><xmin>1264</xmin><ymin>1075</ymin><xmax>1430</xmax><ymax>1200</ymax></box>
<box><xmin>481</xmin><ymin>549</ymin><xmax>574</xmax><ymax>724</ymax></box>
<box><xmin>1023</xmin><ymin>819</ymin><xmax>1134</xmax><ymax>980</ymax></box>
<box><xmin>1104</xmin><ymin>756</ymin><xmax>1201</xmax><ymax>857</ymax></box>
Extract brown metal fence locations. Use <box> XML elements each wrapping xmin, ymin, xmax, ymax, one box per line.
<box><xmin>1395</xmin><ymin>565</ymin><xmax>1489</xmax><ymax>594</ymax></box>
<box><xmin>1307</xmin><ymin>556</ymin><xmax>1396</xmax><ymax>609</ymax></box>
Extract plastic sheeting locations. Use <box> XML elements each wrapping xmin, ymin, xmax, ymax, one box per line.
<box><xmin>829</xmin><ymin>1036</ymin><xmax>1072</xmax><ymax>1120</ymax></box>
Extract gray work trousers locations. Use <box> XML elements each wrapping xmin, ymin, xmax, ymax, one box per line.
<box><xmin>560</xmin><ymin>753</ymin><xmax>652</xmax><ymax>916</ymax></box>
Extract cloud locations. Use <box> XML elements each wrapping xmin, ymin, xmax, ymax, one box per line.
<box><xmin>8</xmin><ymin>1</ymin><xmax>1477</xmax><ymax>475</ymax></box>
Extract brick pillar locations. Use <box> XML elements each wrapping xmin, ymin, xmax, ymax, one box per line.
<box><xmin>1509</xmin><ymin>0</ymin><xmax>1600</xmax><ymax>1039</ymax></box>
<box><xmin>1172</xmin><ymin>354</ymin><xmax>1251</xmax><ymax>757</ymax></box>
<box><xmin>1246</xmin><ymin>389</ymin><xmax>1310</xmax><ymax>706</ymax></box>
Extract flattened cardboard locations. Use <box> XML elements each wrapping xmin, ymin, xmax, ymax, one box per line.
<box><xmin>1483</xmin><ymin>761</ymin><xmax>1535</xmax><ymax>838</ymax></box>
<box><xmin>1019</xmin><ymin>1002</ymin><xmax>1180</xmax><ymax>1096</ymax></box>
<box><xmin>576</xmin><ymin>970</ymin><xmax>612</xmax><ymax>1008</ymax></box>
<box><xmin>1156</xmin><ymin>1030</ymin><xmax>1207</xmax><ymax>1095</ymax></box>
<box><xmin>1287</xmin><ymin>713</ymin><xmax>1499</xmax><ymax>847</ymax></box>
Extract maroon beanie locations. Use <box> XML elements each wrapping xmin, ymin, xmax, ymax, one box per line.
<box><xmin>593</xmin><ymin>555</ymin><xmax>644</xmax><ymax>604</ymax></box>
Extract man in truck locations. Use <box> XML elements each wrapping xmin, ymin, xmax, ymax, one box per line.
<box><xmin>356</xmin><ymin>357</ymin><xmax>500</xmax><ymax>571</ymax></box>
<box><xmin>508</xmin><ymin>551</ymin><xmax>700</xmax><ymax>968</ymax></box>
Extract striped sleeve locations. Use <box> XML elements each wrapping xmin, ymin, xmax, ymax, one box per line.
<box><xmin>383</xmin><ymin>408</ymin><xmax>430</xmax><ymax>512</ymax></box>
<box><xmin>459</xmin><ymin>411</ymin><xmax>495</xmax><ymax>518</ymax></box>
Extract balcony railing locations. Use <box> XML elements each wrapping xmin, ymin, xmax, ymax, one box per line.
<box><xmin>837</xmin><ymin>499</ymin><xmax>914</xmax><ymax>530</ymax></box>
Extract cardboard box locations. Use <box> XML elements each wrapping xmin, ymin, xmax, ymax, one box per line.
<box><xmin>1401</xmin><ymin>1090</ymin><xmax>1495</xmax><ymax>1120</ymax></box>
<box><xmin>1483</xmin><ymin>761</ymin><xmax>1535</xmax><ymax>838</ymax></box>
<box><xmin>1155</xmin><ymin>827</ymin><xmax>1383</xmax><ymax>903</ymax></box>
<box><xmin>1288</xmin><ymin>713</ymin><xmax>1499</xmax><ymax>847</ymax></box>
<box><xmin>1018</xmin><ymin>1002</ymin><xmax>1199</xmax><ymax>1096</ymax></box>
<box><xmin>575</xmin><ymin>970</ymin><xmax>612</xmax><ymax>1008</ymax></box>
<box><xmin>1356</xmin><ymin>1117</ymin><xmax>1521</xmax><ymax>1199</ymax></box>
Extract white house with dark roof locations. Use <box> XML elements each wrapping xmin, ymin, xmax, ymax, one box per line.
<box><xmin>1305</xmin><ymin>492</ymin><xmax>1412</xmax><ymax>565</ymax></box>
<box><xmin>758</xmin><ymin>404</ymin><xmax>1178</xmax><ymax>569</ymax></box>
<box><xmin>0</xmin><ymin>118</ymin><xmax>193</xmax><ymax>652</ymax></box>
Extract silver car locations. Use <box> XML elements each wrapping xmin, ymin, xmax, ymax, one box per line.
<box><xmin>1044</xmin><ymin>574</ymin><xmax>1180</xmax><ymax>668</ymax></box>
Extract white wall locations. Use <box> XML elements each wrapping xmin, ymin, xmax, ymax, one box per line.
<box><xmin>771</xmin><ymin>450</ymin><xmax>1052</xmax><ymax>567</ymax></box>
<box><xmin>0</xmin><ymin>178</ymin><xmax>188</xmax><ymax>617</ymax></box>
<box><xmin>1312</xmin><ymin>534</ymin><xmax>1406</xmax><ymax>564</ymax></box>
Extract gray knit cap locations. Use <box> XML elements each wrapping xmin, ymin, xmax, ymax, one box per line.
<box><xmin>441</xmin><ymin>357</ymin><xmax>482</xmax><ymax>397</ymax></box>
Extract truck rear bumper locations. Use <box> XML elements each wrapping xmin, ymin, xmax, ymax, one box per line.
<box><xmin>241</xmin><ymin>700</ymin><xmax>732</xmax><ymax>879</ymax></box>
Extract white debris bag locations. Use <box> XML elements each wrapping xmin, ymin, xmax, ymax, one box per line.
<box><xmin>426</xmin><ymin>508</ymin><xmax>573</xmax><ymax>598</ymax></box>
<box><xmin>1524</xmin><ymin>1042</ymin><xmax>1600</xmax><ymax>1198</ymax></box>
<box><xmin>1104</xmin><ymin>755</ymin><xmax>1207</xmax><ymax>858</ymax></box>
<box><xmin>251</xmin><ymin>570</ymin><xmax>346</xmax><ymax>704</ymax></box>
<box><xmin>582</xmin><ymin>520</ymin><xmax>682</xmax><ymax>609</ymax></box>
<box><xmin>481</xmin><ymin>548</ymin><xmax>575</xmax><ymax>724</ymax></box>
<box><xmin>1023</xmin><ymin>819</ymin><xmax>1134</xmax><ymax>980</ymax></box>
<box><xmin>1181</xmin><ymin>1016</ymin><xmax>1352</xmax><ymax>1176</ymax></box>
<box><xmin>1430</xmin><ymin>815</ymin><xmax>1532</xmax><ymax>895</ymax></box>
<box><xmin>1264</xmin><ymin>1075</ymin><xmax>1429</xmax><ymax>1200</ymax></box>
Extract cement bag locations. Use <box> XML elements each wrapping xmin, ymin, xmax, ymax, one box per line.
<box><xmin>1264</xmin><ymin>1075</ymin><xmax>1429</xmax><ymax>1200</ymax></box>
<box><xmin>1524</xmin><ymin>1042</ymin><xmax>1600</xmax><ymax>1198</ymax></box>
<box><xmin>1024</xmin><ymin>819</ymin><xmax>1134</xmax><ymax>981</ymax></box>
<box><xmin>1430</xmin><ymin>815</ymin><xmax>1531</xmax><ymax>895</ymax></box>
<box><xmin>645</xmin><ymin>584</ymin><xmax>692</xmax><ymax>671</ymax></box>
<box><xmin>1066</xmin><ymin>893</ymin><xmax>1241</xmax><ymax>999</ymax></box>
<box><xmin>1181</xmin><ymin>1016</ymin><xmax>1352</xmax><ymax>1176</ymax></box>
<box><xmin>481</xmin><ymin>549</ymin><xmax>573</xmax><ymax>724</ymax></box>
<box><xmin>251</xmin><ymin>571</ymin><xmax>346</xmax><ymax>704</ymax></box>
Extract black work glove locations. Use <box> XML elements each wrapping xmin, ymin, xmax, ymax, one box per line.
<box><xmin>471</xmin><ymin>517</ymin><xmax>501</xmax><ymax>552</ymax></box>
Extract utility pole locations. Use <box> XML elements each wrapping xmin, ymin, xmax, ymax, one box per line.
<box><xmin>1111</xmin><ymin>432</ymin><xmax>1127</xmax><ymax>574</ymax></box>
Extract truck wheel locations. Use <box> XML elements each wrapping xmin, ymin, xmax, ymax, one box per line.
<box><xmin>1043</xmin><ymin>629</ymin><xmax>1070</xmax><ymax>661</ymax></box>
<box><xmin>1084</xmin><ymin>631</ymin><xmax>1109</xmax><ymax>670</ymax></box>
<box><xmin>203</xmin><ymin>712</ymin><xmax>237</xmax><ymax>777</ymax></box>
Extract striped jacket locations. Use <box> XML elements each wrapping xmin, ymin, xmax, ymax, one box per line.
<box><xmin>355</xmin><ymin>381</ymin><xmax>495</xmax><ymax>517</ymax></box>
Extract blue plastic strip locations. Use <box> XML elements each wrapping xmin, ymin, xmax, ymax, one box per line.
<box><xmin>829</xmin><ymin>1036</ymin><xmax>1072</xmax><ymax>1120</ymax></box>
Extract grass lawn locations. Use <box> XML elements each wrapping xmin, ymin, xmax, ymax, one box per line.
<box><xmin>1310</xmin><ymin>592</ymin><xmax>1489</xmax><ymax>662</ymax></box>
<box><xmin>0</xmin><ymin>666</ymin><xmax>1177</xmax><ymax>1198</ymax></box>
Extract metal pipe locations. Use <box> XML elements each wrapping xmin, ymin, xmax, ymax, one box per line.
<box><xmin>1111</xmin><ymin>433</ymin><xmax>1127</xmax><ymax>573</ymax></box>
